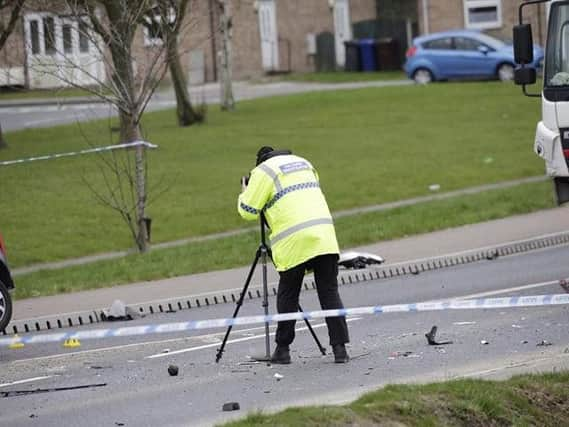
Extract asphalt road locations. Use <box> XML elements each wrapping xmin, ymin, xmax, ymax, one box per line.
<box><xmin>1</xmin><ymin>245</ymin><xmax>568</xmax><ymax>426</ymax></box>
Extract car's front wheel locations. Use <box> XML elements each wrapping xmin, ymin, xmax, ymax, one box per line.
<box><xmin>0</xmin><ymin>280</ymin><xmax>13</xmax><ymax>332</ymax></box>
<box><xmin>413</xmin><ymin>68</ymin><xmax>434</xmax><ymax>84</ymax></box>
<box><xmin>497</xmin><ymin>63</ymin><xmax>514</xmax><ymax>81</ymax></box>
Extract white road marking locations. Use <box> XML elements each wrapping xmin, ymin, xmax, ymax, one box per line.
<box><xmin>146</xmin><ymin>318</ymin><xmax>362</xmax><ymax>359</ymax></box>
<box><xmin>435</xmin><ymin>279</ymin><xmax>561</xmax><ymax>302</ymax></box>
<box><xmin>0</xmin><ymin>375</ymin><xmax>53</xmax><ymax>388</ymax></box>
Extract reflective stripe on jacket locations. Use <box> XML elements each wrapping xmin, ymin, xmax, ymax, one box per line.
<box><xmin>238</xmin><ymin>154</ymin><xmax>339</xmax><ymax>271</ymax></box>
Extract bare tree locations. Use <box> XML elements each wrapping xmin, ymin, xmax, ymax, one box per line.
<box><xmin>148</xmin><ymin>0</ymin><xmax>204</xmax><ymax>126</ymax></box>
<box><xmin>217</xmin><ymin>0</ymin><xmax>234</xmax><ymax>111</ymax></box>
<box><xmin>29</xmin><ymin>0</ymin><xmax>185</xmax><ymax>252</ymax></box>
<box><xmin>0</xmin><ymin>0</ymin><xmax>26</xmax><ymax>149</ymax></box>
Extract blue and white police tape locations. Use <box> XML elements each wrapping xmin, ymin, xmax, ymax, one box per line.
<box><xmin>2</xmin><ymin>293</ymin><xmax>569</xmax><ymax>347</ymax></box>
<box><xmin>0</xmin><ymin>141</ymin><xmax>158</xmax><ymax>167</ymax></box>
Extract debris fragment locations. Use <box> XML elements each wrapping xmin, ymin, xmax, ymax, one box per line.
<box><xmin>388</xmin><ymin>351</ymin><xmax>421</xmax><ymax>359</ymax></box>
<box><xmin>167</xmin><ymin>365</ymin><xmax>179</xmax><ymax>376</ymax></box>
<box><xmin>536</xmin><ymin>340</ymin><xmax>552</xmax><ymax>347</ymax></box>
<box><xmin>521</xmin><ymin>340</ymin><xmax>529</xmax><ymax>344</ymax></box>
<box><xmin>453</xmin><ymin>321</ymin><xmax>476</xmax><ymax>326</ymax></box>
<box><xmin>115</xmin><ymin>423</ymin><xmax>125</xmax><ymax>426</ymax></box>
<box><xmin>481</xmin><ymin>340</ymin><xmax>489</xmax><ymax>345</ymax></box>
<box><xmin>274</xmin><ymin>373</ymin><xmax>284</xmax><ymax>381</ymax></box>
<box><xmin>428</xmin><ymin>184</ymin><xmax>440</xmax><ymax>191</ymax></box>
<box><xmin>100</xmin><ymin>300</ymin><xmax>142</xmax><ymax>321</ymax></box>
<box><xmin>425</xmin><ymin>326</ymin><xmax>453</xmax><ymax>346</ymax></box>
<box><xmin>1</xmin><ymin>383</ymin><xmax>107</xmax><ymax>398</ymax></box>
<box><xmin>222</xmin><ymin>402</ymin><xmax>240</xmax><ymax>412</ymax></box>
<box><xmin>338</xmin><ymin>251</ymin><xmax>384</xmax><ymax>269</ymax></box>
<box><xmin>511</xmin><ymin>324</ymin><xmax>522</xmax><ymax>329</ymax></box>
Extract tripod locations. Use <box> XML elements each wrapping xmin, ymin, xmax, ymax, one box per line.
<box><xmin>215</xmin><ymin>215</ymin><xmax>326</xmax><ymax>363</ymax></box>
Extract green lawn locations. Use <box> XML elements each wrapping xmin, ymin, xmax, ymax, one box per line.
<box><xmin>222</xmin><ymin>372</ymin><xmax>569</xmax><ymax>426</ymax></box>
<box><xmin>1</xmin><ymin>81</ymin><xmax>543</xmax><ymax>269</ymax></box>
<box><xmin>283</xmin><ymin>70</ymin><xmax>407</xmax><ymax>83</ymax></box>
<box><xmin>13</xmin><ymin>180</ymin><xmax>554</xmax><ymax>299</ymax></box>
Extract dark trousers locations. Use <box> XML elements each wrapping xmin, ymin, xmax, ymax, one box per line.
<box><xmin>275</xmin><ymin>254</ymin><xmax>349</xmax><ymax>347</ymax></box>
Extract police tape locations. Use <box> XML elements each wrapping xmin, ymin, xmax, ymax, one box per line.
<box><xmin>0</xmin><ymin>141</ymin><xmax>158</xmax><ymax>167</ymax></box>
<box><xmin>2</xmin><ymin>293</ymin><xmax>569</xmax><ymax>347</ymax></box>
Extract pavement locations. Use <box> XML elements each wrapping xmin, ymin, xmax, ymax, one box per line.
<box><xmin>12</xmin><ymin>204</ymin><xmax>569</xmax><ymax>322</ymax></box>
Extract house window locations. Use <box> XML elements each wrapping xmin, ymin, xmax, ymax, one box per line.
<box><xmin>62</xmin><ymin>24</ymin><xmax>72</xmax><ymax>54</ymax></box>
<box><xmin>463</xmin><ymin>0</ymin><xmax>502</xmax><ymax>30</ymax></box>
<box><xmin>29</xmin><ymin>20</ymin><xmax>40</xmax><ymax>54</ymax></box>
<box><xmin>43</xmin><ymin>16</ymin><xmax>56</xmax><ymax>55</ymax></box>
<box><xmin>79</xmin><ymin>20</ymin><xmax>89</xmax><ymax>53</ymax></box>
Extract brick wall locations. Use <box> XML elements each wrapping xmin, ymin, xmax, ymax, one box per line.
<box><xmin>418</xmin><ymin>0</ymin><xmax>547</xmax><ymax>44</ymax></box>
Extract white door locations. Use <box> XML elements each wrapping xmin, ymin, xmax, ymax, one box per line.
<box><xmin>333</xmin><ymin>0</ymin><xmax>352</xmax><ymax>67</ymax></box>
<box><xmin>24</xmin><ymin>13</ymin><xmax>104</xmax><ymax>88</ymax></box>
<box><xmin>258</xmin><ymin>0</ymin><xmax>279</xmax><ymax>71</ymax></box>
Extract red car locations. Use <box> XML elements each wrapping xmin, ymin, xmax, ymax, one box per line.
<box><xmin>0</xmin><ymin>233</ymin><xmax>14</xmax><ymax>332</ymax></box>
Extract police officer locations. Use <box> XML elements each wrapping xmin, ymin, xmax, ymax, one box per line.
<box><xmin>238</xmin><ymin>146</ymin><xmax>350</xmax><ymax>364</ymax></box>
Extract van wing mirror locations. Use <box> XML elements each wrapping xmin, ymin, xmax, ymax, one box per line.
<box><xmin>514</xmin><ymin>67</ymin><xmax>536</xmax><ymax>86</ymax></box>
<box><xmin>513</xmin><ymin>24</ymin><xmax>534</xmax><ymax>64</ymax></box>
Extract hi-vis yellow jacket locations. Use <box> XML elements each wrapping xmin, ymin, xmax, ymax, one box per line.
<box><xmin>238</xmin><ymin>154</ymin><xmax>339</xmax><ymax>271</ymax></box>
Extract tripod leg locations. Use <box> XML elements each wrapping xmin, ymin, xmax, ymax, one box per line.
<box><xmin>299</xmin><ymin>304</ymin><xmax>327</xmax><ymax>355</ymax></box>
<box><xmin>261</xmin><ymin>246</ymin><xmax>271</xmax><ymax>361</ymax></box>
<box><xmin>216</xmin><ymin>247</ymin><xmax>262</xmax><ymax>363</ymax></box>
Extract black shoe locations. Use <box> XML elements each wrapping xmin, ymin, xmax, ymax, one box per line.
<box><xmin>332</xmin><ymin>344</ymin><xmax>349</xmax><ymax>363</ymax></box>
<box><xmin>271</xmin><ymin>345</ymin><xmax>291</xmax><ymax>364</ymax></box>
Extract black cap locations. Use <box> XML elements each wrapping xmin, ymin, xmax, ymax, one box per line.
<box><xmin>256</xmin><ymin>146</ymin><xmax>274</xmax><ymax>165</ymax></box>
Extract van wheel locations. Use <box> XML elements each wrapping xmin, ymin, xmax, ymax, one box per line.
<box><xmin>413</xmin><ymin>68</ymin><xmax>434</xmax><ymax>84</ymax></box>
<box><xmin>0</xmin><ymin>280</ymin><xmax>12</xmax><ymax>332</ymax></box>
<box><xmin>497</xmin><ymin>63</ymin><xmax>514</xmax><ymax>81</ymax></box>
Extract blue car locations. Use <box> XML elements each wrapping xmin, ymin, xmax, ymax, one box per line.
<box><xmin>404</xmin><ymin>30</ymin><xmax>544</xmax><ymax>84</ymax></box>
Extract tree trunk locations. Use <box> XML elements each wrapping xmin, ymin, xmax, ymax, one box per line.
<box><xmin>218</xmin><ymin>0</ymin><xmax>234</xmax><ymax>111</ymax></box>
<box><xmin>168</xmin><ymin>36</ymin><xmax>200</xmax><ymax>126</ymax></box>
<box><xmin>109</xmin><ymin>36</ymin><xmax>148</xmax><ymax>253</ymax></box>
<box><xmin>0</xmin><ymin>121</ymin><xmax>7</xmax><ymax>149</ymax></box>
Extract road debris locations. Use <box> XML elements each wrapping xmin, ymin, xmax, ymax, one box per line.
<box><xmin>481</xmin><ymin>340</ymin><xmax>489</xmax><ymax>345</ymax></box>
<box><xmin>167</xmin><ymin>365</ymin><xmax>179</xmax><ymax>376</ymax></box>
<box><xmin>1</xmin><ymin>383</ymin><xmax>107</xmax><ymax>398</ymax></box>
<box><xmin>100</xmin><ymin>300</ymin><xmax>142</xmax><ymax>321</ymax></box>
<box><xmin>425</xmin><ymin>326</ymin><xmax>453</xmax><ymax>346</ymax></box>
<box><xmin>274</xmin><ymin>373</ymin><xmax>284</xmax><ymax>381</ymax></box>
<box><xmin>536</xmin><ymin>340</ymin><xmax>553</xmax><ymax>347</ymax></box>
<box><xmin>453</xmin><ymin>321</ymin><xmax>476</xmax><ymax>326</ymax></box>
<box><xmin>222</xmin><ymin>402</ymin><xmax>240</xmax><ymax>412</ymax></box>
<box><xmin>388</xmin><ymin>351</ymin><xmax>421</xmax><ymax>360</ymax></box>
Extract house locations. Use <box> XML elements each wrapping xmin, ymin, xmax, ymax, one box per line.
<box><xmin>417</xmin><ymin>0</ymin><xmax>549</xmax><ymax>45</ymax></box>
<box><xmin>0</xmin><ymin>0</ymin><xmax>378</xmax><ymax>89</ymax></box>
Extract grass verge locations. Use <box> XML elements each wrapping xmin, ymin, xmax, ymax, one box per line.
<box><xmin>12</xmin><ymin>180</ymin><xmax>555</xmax><ymax>299</ymax></box>
<box><xmin>1</xmin><ymin>82</ymin><xmax>543</xmax><ymax>268</ymax></box>
<box><xmin>221</xmin><ymin>371</ymin><xmax>569</xmax><ymax>426</ymax></box>
<box><xmin>282</xmin><ymin>71</ymin><xmax>407</xmax><ymax>83</ymax></box>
